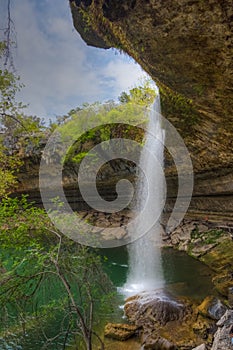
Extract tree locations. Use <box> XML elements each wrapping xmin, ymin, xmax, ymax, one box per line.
<box><xmin>0</xmin><ymin>45</ymin><xmax>37</xmax><ymax>197</ymax></box>
<box><xmin>0</xmin><ymin>64</ymin><xmax>44</xmax><ymax>135</ymax></box>
<box><xmin>0</xmin><ymin>40</ymin><xmax>47</xmax><ymax>197</ymax></box>
<box><xmin>55</xmin><ymin>84</ymin><xmax>155</xmax><ymax>178</ymax></box>
<box><xmin>0</xmin><ymin>0</ymin><xmax>16</xmax><ymax>68</ymax></box>
<box><xmin>0</xmin><ymin>143</ymin><xmax>22</xmax><ymax>197</ymax></box>
<box><xmin>0</xmin><ymin>59</ymin><xmax>25</xmax><ymax>132</ymax></box>
<box><xmin>118</xmin><ymin>80</ymin><xmax>156</xmax><ymax>106</ymax></box>
<box><xmin>0</xmin><ymin>196</ymin><xmax>115</xmax><ymax>350</ymax></box>
<box><xmin>0</xmin><ymin>40</ymin><xmax>45</xmax><ymax>136</ymax></box>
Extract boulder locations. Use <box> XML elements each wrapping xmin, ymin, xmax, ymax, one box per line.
<box><xmin>190</xmin><ymin>243</ymin><xmax>217</xmax><ymax>258</ymax></box>
<box><xmin>210</xmin><ymin>310</ymin><xmax>233</xmax><ymax>350</ymax></box>
<box><xmin>178</xmin><ymin>240</ymin><xmax>189</xmax><ymax>252</ymax></box>
<box><xmin>104</xmin><ymin>323</ymin><xmax>138</xmax><ymax>341</ymax></box>
<box><xmin>216</xmin><ymin>309</ymin><xmax>233</xmax><ymax>327</ymax></box>
<box><xmin>228</xmin><ymin>287</ymin><xmax>233</xmax><ymax>307</ymax></box>
<box><xmin>101</xmin><ymin>227</ymin><xmax>127</xmax><ymax>240</ymax></box>
<box><xmin>170</xmin><ymin>233</ymin><xmax>180</xmax><ymax>245</ymax></box>
<box><xmin>197</xmin><ymin>296</ymin><xmax>228</xmax><ymax>320</ymax></box>
<box><xmin>192</xmin><ymin>344</ymin><xmax>206</xmax><ymax>350</ymax></box>
<box><xmin>181</xmin><ymin>223</ymin><xmax>196</xmax><ymax>240</ymax></box>
<box><xmin>198</xmin><ymin>225</ymin><xmax>209</xmax><ymax>234</ymax></box>
<box><xmin>125</xmin><ymin>291</ymin><xmax>186</xmax><ymax>327</ymax></box>
<box><xmin>170</xmin><ymin>224</ymin><xmax>193</xmax><ymax>245</ymax></box>
<box><xmin>211</xmin><ymin>328</ymin><xmax>232</xmax><ymax>350</ymax></box>
<box><xmin>123</xmin><ymin>291</ymin><xmax>213</xmax><ymax>349</ymax></box>
<box><xmin>142</xmin><ymin>336</ymin><xmax>176</xmax><ymax>349</ymax></box>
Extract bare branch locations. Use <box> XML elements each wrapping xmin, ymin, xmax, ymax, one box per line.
<box><xmin>0</xmin><ymin>112</ymin><xmax>27</xmax><ymax>132</ymax></box>
<box><xmin>1</xmin><ymin>0</ymin><xmax>17</xmax><ymax>69</ymax></box>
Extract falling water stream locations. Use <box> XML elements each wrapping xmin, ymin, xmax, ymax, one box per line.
<box><xmin>123</xmin><ymin>89</ymin><xmax>166</xmax><ymax>296</ymax></box>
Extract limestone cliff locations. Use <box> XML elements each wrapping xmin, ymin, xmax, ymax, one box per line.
<box><xmin>65</xmin><ymin>0</ymin><xmax>233</xmax><ymax>219</ymax></box>
<box><xmin>69</xmin><ymin>0</ymin><xmax>233</xmax><ymax>173</ymax></box>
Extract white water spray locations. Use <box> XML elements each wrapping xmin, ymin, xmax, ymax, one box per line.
<box><xmin>123</xmin><ymin>88</ymin><xmax>166</xmax><ymax>296</ymax></box>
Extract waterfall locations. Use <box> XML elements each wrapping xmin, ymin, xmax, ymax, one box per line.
<box><xmin>123</xmin><ymin>88</ymin><xmax>165</xmax><ymax>296</ymax></box>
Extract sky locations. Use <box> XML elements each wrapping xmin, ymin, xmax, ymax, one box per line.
<box><xmin>1</xmin><ymin>0</ymin><xmax>147</xmax><ymax>122</ymax></box>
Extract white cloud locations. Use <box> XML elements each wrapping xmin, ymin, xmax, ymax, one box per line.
<box><xmin>101</xmin><ymin>58</ymin><xmax>147</xmax><ymax>96</ymax></box>
<box><xmin>10</xmin><ymin>0</ymin><xmax>147</xmax><ymax>120</ymax></box>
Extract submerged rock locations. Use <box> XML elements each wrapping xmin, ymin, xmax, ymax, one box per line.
<box><xmin>104</xmin><ymin>323</ymin><xmax>139</xmax><ymax>341</ymax></box>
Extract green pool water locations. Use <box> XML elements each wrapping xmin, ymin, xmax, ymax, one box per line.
<box><xmin>0</xmin><ymin>247</ymin><xmax>214</xmax><ymax>350</ymax></box>
<box><xmin>104</xmin><ymin>246</ymin><xmax>214</xmax><ymax>300</ymax></box>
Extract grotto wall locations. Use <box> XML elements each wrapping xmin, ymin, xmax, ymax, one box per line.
<box><xmin>68</xmin><ymin>0</ymin><xmax>233</xmax><ymax>219</ymax></box>
<box><xmin>8</xmin><ymin>1</ymin><xmax>233</xmax><ymax>221</ymax></box>
<box><xmin>69</xmin><ymin>0</ymin><xmax>233</xmax><ymax>172</ymax></box>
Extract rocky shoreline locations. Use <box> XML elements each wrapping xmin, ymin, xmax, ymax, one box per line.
<box><xmin>102</xmin><ymin>217</ymin><xmax>233</xmax><ymax>349</ymax></box>
<box><xmin>105</xmin><ymin>294</ymin><xmax>233</xmax><ymax>349</ymax></box>
<box><xmin>162</xmin><ymin>219</ymin><xmax>233</xmax><ymax>298</ymax></box>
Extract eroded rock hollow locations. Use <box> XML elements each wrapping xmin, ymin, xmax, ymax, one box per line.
<box><xmin>68</xmin><ymin>0</ymin><xmax>233</xmax><ymax>219</ymax></box>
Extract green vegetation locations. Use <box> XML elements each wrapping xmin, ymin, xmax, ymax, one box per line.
<box><xmin>55</xmin><ymin>81</ymin><xmax>155</xmax><ymax>140</ymax></box>
<box><xmin>0</xmin><ymin>43</ymin><xmax>44</xmax><ymax>197</ymax></box>
<box><xmin>0</xmin><ymin>196</ymin><xmax>115</xmax><ymax>350</ymax></box>
<box><xmin>0</xmin><ymin>42</ymin><xmax>121</xmax><ymax>350</ymax></box>
<box><xmin>191</xmin><ymin>228</ymin><xmax>224</xmax><ymax>245</ymax></box>
<box><xmin>53</xmin><ymin>81</ymin><xmax>155</xmax><ymax>170</ymax></box>
<box><xmin>0</xmin><ymin>143</ymin><xmax>22</xmax><ymax>197</ymax></box>
<box><xmin>187</xmin><ymin>228</ymin><xmax>225</xmax><ymax>261</ymax></box>
<box><xmin>159</xmin><ymin>83</ymin><xmax>201</xmax><ymax>135</ymax></box>
<box><xmin>193</xmin><ymin>83</ymin><xmax>205</xmax><ymax>96</ymax></box>
<box><xmin>0</xmin><ymin>46</ymin><xmax>44</xmax><ymax>136</ymax></box>
<box><xmin>0</xmin><ymin>44</ymin><xmax>157</xmax><ymax>349</ymax></box>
